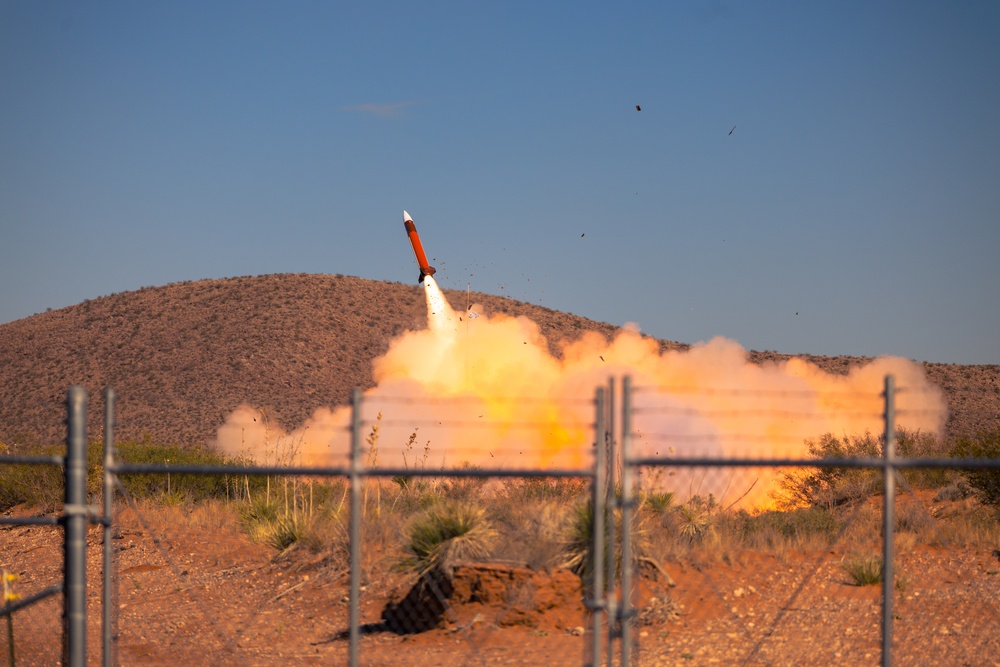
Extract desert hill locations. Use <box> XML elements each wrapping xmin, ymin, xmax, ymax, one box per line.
<box><xmin>0</xmin><ymin>273</ymin><xmax>997</xmax><ymax>449</ymax></box>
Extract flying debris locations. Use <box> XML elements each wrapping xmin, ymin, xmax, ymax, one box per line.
<box><xmin>403</xmin><ymin>210</ymin><xmax>437</xmax><ymax>283</ymax></box>
<box><xmin>729</xmin><ymin>125</ymin><xmax>736</xmax><ymax>136</ymax></box>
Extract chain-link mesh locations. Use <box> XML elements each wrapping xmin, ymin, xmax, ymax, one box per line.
<box><xmin>1</xmin><ymin>379</ymin><xmax>997</xmax><ymax>665</ymax></box>
<box><xmin>0</xmin><ymin>522</ymin><xmax>66</xmax><ymax>667</ymax></box>
<box><xmin>620</xmin><ymin>376</ymin><xmax>1000</xmax><ymax>666</ymax></box>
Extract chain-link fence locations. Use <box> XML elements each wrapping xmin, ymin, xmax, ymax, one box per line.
<box><xmin>0</xmin><ymin>379</ymin><xmax>998</xmax><ymax>666</ymax></box>
<box><xmin>110</xmin><ymin>387</ymin><xmax>607</xmax><ymax>667</ymax></box>
<box><xmin>618</xmin><ymin>376</ymin><xmax>1000</xmax><ymax>666</ymax></box>
<box><xmin>0</xmin><ymin>506</ymin><xmax>66</xmax><ymax>667</ymax></box>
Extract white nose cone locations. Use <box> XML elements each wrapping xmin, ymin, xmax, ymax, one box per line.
<box><xmin>403</xmin><ymin>210</ymin><xmax>412</xmax><ymax>223</ymax></box>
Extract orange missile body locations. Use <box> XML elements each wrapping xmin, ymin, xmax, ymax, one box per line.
<box><xmin>403</xmin><ymin>210</ymin><xmax>437</xmax><ymax>282</ymax></box>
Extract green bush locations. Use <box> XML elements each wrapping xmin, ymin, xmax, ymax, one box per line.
<box><xmin>116</xmin><ymin>441</ymin><xmax>265</xmax><ymax>502</ymax></box>
<box><xmin>0</xmin><ymin>451</ymin><xmax>64</xmax><ymax>511</ymax></box>
<box><xmin>0</xmin><ymin>439</ymin><xmax>265</xmax><ymax>511</ymax></box>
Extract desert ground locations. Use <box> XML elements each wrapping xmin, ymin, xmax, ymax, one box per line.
<box><xmin>2</xmin><ymin>486</ymin><xmax>999</xmax><ymax>666</ymax></box>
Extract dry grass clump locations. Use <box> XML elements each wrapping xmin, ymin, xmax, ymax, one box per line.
<box><xmin>842</xmin><ymin>554</ymin><xmax>884</xmax><ymax>586</ymax></box>
<box><xmin>238</xmin><ymin>480</ymin><xmax>348</xmax><ymax>555</ymax></box>
<box><xmin>491</xmin><ymin>499</ymin><xmax>573</xmax><ymax>570</ymax></box>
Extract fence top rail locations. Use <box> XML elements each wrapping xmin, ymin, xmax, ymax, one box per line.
<box><xmin>111</xmin><ymin>462</ymin><xmax>594</xmax><ymax>479</ymax></box>
<box><xmin>625</xmin><ymin>455</ymin><xmax>1000</xmax><ymax>469</ymax></box>
<box><xmin>0</xmin><ymin>455</ymin><xmax>64</xmax><ymax>466</ymax></box>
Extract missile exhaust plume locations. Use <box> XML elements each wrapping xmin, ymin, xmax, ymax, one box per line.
<box><xmin>213</xmin><ymin>209</ymin><xmax>947</xmax><ymax>508</ymax></box>
<box><xmin>214</xmin><ymin>273</ymin><xmax>947</xmax><ymax>509</ymax></box>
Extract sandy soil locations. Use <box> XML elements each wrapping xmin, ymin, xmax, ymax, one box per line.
<box><xmin>1</xmin><ymin>500</ymin><xmax>999</xmax><ymax>666</ymax></box>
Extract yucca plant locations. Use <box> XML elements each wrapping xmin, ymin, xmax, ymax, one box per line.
<box><xmin>842</xmin><ymin>554</ymin><xmax>883</xmax><ymax>586</ymax></box>
<box><xmin>561</xmin><ymin>499</ymin><xmax>599</xmax><ymax>578</ymax></box>
<box><xmin>676</xmin><ymin>496</ymin><xmax>716</xmax><ymax>541</ymax></box>
<box><xmin>406</xmin><ymin>501</ymin><xmax>496</xmax><ymax>576</ymax></box>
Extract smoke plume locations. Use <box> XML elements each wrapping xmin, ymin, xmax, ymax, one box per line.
<box><xmin>213</xmin><ymin>277</ymin><xmax>947</xmax><ymax>508</ymax></box>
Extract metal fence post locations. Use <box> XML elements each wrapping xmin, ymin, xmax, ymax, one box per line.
<box><xmin>620</xmin><ymin>375</ymin><xmax>634</xmax><ymax>667</ymax></box>
<box><xmin>882</xmin><ymin>375</ymin><xmax>896</xmax><ymax>667</ymax></box>
<box><xmin>349</xmin><ymin>388</ymin><xmax>363</xmax><ymax>667</ymax></box>
<box><xmin>605</xmin><ymin>377</ymin><xmax>617</xmax><ymax>666</ymax></box>
<box><xmin>103</xmin><ymin>387</ymin><xmax>116</xmax><ymax>667</ymax></box>
<box><xmin>589</xmin><ymin>387</ymin><xmax>606</xmax><ymax>665</ymax></box>
<box><xmin>64</xmin><ymin>386</ymin><xmax>88</xmax><ymax>667</ymax></box>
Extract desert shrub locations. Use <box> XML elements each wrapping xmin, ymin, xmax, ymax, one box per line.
<box><xmin>405</xmin><ymin>501</ymin><xmax>496</xmax><ymax>576</ymax></box>
<box><xmin>239</xmin><ymin>493</ymin><xmax>344</xmax><ymax>553</ymax></box>
<box><xmin>237</xmin><ymin>476</ymin><xmax>349</xmax><ymax>552</ymax></box>
<box><xmin>951</xmin><ymin>430</ymin><xmax>1000</xmax><ymax>512</ymax></box>
<box><xmin>933</xmin><ymin>479</ymin><xmax>975</xmax><ymax>502</ymax></box>
<box><xmin>775</xmin><ymin>432</ymin><xmax>882</xmax><ymax>509</ymax></box>
<box><xmin>240</xmin><ymin>496</ymin><xmax>280</xmax><ymax>541</ymax></box>
<box><xmin>498</xmin><ymin>476</ymin><xmax>589</xmax><ymax>504</ymax></box>
<box><xmin>386</xmin><ymin>478</ymin><xmax>444</xmax><ymax>514</ymax></box>
<box><xmin>842</xmin><ymin>554</ymin><xmax>883</xmax><ymax>586</ymax></box>
<box><xmin>645</xmin><ymin>490</ymin><xmax>675</xmax><ymax>514</ymax></box>
<box><xmin>775</xmin><ymin>429</ymin><xmax>954</xmax><ymax>510</ymax></box>
<box><xmin>0</xmin><ymin>440</ymin><xmax>117</xmax><ymax>510</ymax></box>
<box><xmin>0</xmin><ymin>450</ymin><xmax>64</xmax><ymax>511</ymax></box>
<box><xmin>893</xmin><ymin>497</ymin><xmax>935</xmax><ymax>533</ymax></box>
<box><xmin>561</xmin><ymin>499</ymin><xmax>602</xmax><ymax>579</ymax></box>
<box><xmin>439</xmin><ymin>464</ymin><xmax>489</xmax><ymax>502</ymax></box>
<box><xmin>485</xmin><ymin>476</ymin><xmax>590</xmax><ymax>569</ymax></box>
<box><xmin>489</xmin><ymin>498</ymin><xmax>569</xmax><ymax>570</ymax></box>
<box><xmin>729</xmin><ymin>506</ymin><xmax>839</xmax><ymax>551</ymax></box>
<box><xmin>562</xmin><ymin>495</ymin><xmax>651</xmax><ymax>585</ymax></box>
<box><xmin>895</xmin><ymin>429</ymin><xmax>952</xmax><ymax>490</ymax></box>
<box><xmin>116</xmin><ymin>441</ymin><xmax>264</xmax><ymax>502</ymax></box>
<box><xmin>0</xmin><ymin>439</ymin><xmax>273</xmax><ymax>511</ymax></box>
<box><xmin>675</xmin><ymin>494</ymin><xmax>718</xmax><ymax>542</ymax></box>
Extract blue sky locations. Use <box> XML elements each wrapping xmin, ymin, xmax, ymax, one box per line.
<box><xmin>2</xmin><ymin>1</ymin><xmax>998</xmax><ymax>364</ymax></box>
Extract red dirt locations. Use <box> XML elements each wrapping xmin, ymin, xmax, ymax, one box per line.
<box><xmin>1</xmin><ymin>496</ymin><xmax>999</xmax><ymax>665</ymax></box>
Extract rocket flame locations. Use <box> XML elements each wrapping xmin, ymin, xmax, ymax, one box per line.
<box><xmin>214</xmin><ymin>276</ymin><xmax>947</xmax><ymax>508</ymax></box>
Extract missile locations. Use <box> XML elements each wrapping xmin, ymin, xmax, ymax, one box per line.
<box><xmin>403</xmin><ymin>210</ymin><xmax>437</xmax><ymax>283</ymax></box>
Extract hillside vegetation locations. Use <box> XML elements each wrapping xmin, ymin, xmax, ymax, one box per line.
<box><xmin>0</xmin><ymin>273</ymin><xmax>997</xmax><ymax>449</ymax></box>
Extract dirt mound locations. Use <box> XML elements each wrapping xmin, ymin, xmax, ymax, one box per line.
<box><xmin>378</xmin><ymin>563</ymin><xmax>586</xmax><ymax>635</ymax></box>
<box><xmin>450</xmin><ymin>563</ymin><xmax>585</xmax><ymax>630</ymax></box>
